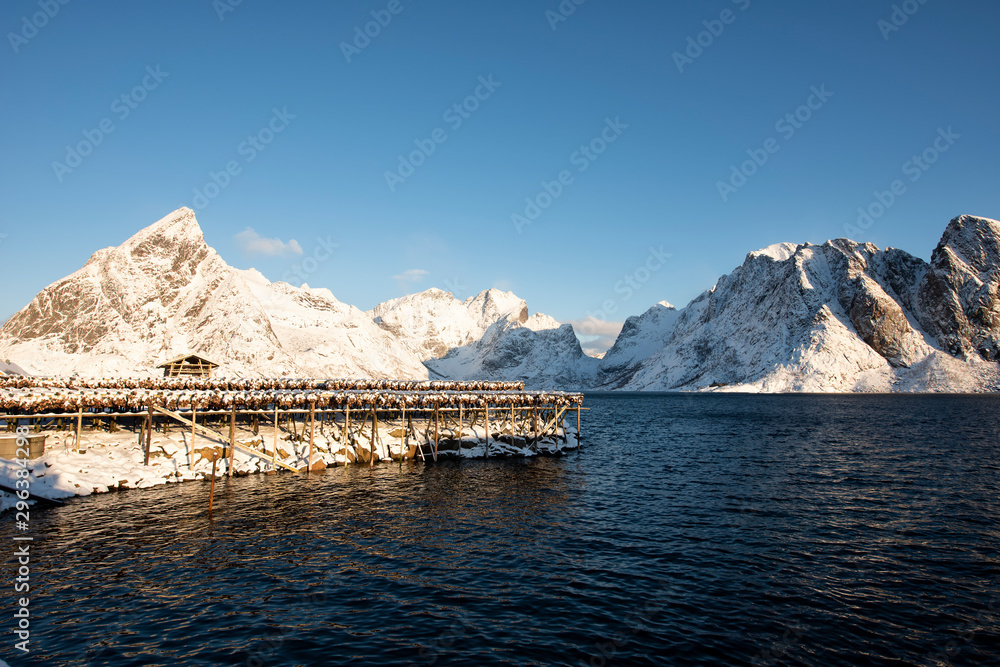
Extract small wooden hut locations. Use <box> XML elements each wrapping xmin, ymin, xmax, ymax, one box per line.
<box><xmin>157</xmin><ymin>354</ymin><xmax>219</xmax><ymax>378</ymax></box>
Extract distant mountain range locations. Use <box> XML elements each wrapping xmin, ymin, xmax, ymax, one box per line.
<box><xmin>1</xmin><ymin>208</ymin><xmax>997</xmax><ymax>392</ymax></box>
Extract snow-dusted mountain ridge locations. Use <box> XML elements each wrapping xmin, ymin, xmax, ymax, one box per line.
<box><xmin>0</xmin><ymin>208</ymin><xmax>587</xmax><ymax>385</ymax></box>
<box><xmin>0</xmin><ymin>208</ymin><xmax>997</xmax><ymax>392</ymax></box>
<box><xmin>597</xmin><ymin>214</ymin><xmax>1000</xmax><ymax>392</ymax></box>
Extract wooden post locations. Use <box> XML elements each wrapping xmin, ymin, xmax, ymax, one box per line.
<box><xmin>75</xmin><ymin>407</ymin><xmax>83</xmax><ymax>451</ymax></box>
<box><xmin>144</xmin><ymin>405</ymin><xmax>152</xmax><ymax>465</ymax></box>
<box><xmin>484</xmin><ymin>406</ymin><xmax>490</xmax><ymax>458</ymax></box>
<box><xmin>510</xmin><ymin>404</ymin><xmax>515</xmax><ymax>444</ymax></box>
<box><xmin>272</xmin><ymin>405</ymin><xmax>279</xmax><ymax>470</ymax></box>
<box><xmin>433</xmin><ymin>406</ymin><xmax>439</xmax><ymax>462</ymax></box>
<box><xmin>228</xmin><ymin>404</ymin><xmax>235</xmax><ymax>477</ymax></box>
<box><xmin>399</xmin><ymin>406</ymin><xmax>405</xmax><ymax>467</ymax></box>
<box><xmin>370</xmin><ymin>409</ymin><xmax>377</xmax><ymax>468</ymax></box>
<box><xmin>457</xmin><ymin>404</ymin><xmax>463</xmax><ymax>453</ymax></box>
<box><xmin>308</xmin><ymin>401</ymin><xmax>316</xmax><ymax>472</ymax></box>
<box><xmin>532</xmin><ymin>406</ymin><xmax>539</xmax><ymax>452</ymax></box>
<box><xmin>410</xmin><ymin>413</ymin><xmax>425</xmax><ymax>462</ymax></box>
<box><xmin>190</xmin><ymin>407</ymin><xmax>197</xmax><ymax>470</ymax></box>
<box><xmin>345</xmin><ymin>406</ymin><xmax>351</xmax><ymax>466</ymax></box>
<box><xmin>576</xmin><ymin>406</ymin><xmax>581</xmax><ymax>447</ymax></box>
<box><xmin>209</xmin><ymin>453</ymin><xmax>218</xmax><ymax>513</ymax></box>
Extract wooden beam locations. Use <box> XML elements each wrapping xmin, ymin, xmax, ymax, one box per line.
<box><xmin>151</xmin><ymin>405</ymin><xmax>298</xmax><ymax>472</ymax></box>
<box><xmin>190</xmin><ymin>407</ymin><xmax>197</xmax><ymax>470</ymax></box>
<box><xmin>344</xmin><ymin>406</ymin><xmax>350</xmax><ymax>465</ymax></box>
<box><xmin>228</xmin><ymin>404</ymin><xmax>235</xmax><ymax>478</ymax></box>
<box><xmin>538</xmin><ymin>407</ymin><xmax>566</xmax><ymax>441</ymax></box>
<box><xmin>144</xmin><ymin>405</ymin><xmax>152</xmax><ymax>465</ymax></box>
<box><xmin>433</xmin><ymin>406</ymin><xmax>439</xmax><ymax>462</ymax></box>
<box><xmin>399</xmin><ymin>406</ymin><xmax>405</xmax><ymax>467</ymax></box>
<box><xmin>308</xmin><ymin>401</ymin><xmax>315</xmax><ymax>472</ymax></box>
<box><xmin>484</xmin><ymin>406</ymin><xmax>490</xmax><ymax>458</ymax></box>
<box><xmin>75</xmin><ymin>407</ymin><xmax>82</xmax><ymax>452</ymax></box>
<box><xmin>370</xmin><ymin>408</ymin><xmax>377</xmax><ymax>468</ymax></box>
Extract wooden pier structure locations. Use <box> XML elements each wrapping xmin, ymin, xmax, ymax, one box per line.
<box><xmin>0</xmin><ymin>378</ymin><xmax>584</xmax><ymax>472</ymax></box>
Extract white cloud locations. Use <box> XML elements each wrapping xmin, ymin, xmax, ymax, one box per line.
<box><xmin>235</xmin><ymin>227</ymin><xmax>303</xmax><ymax>257</ymax></box>
<box><xmin>567</xmin><ymin>316</ymin><xmax>624</xmax><ymax>357</ymax></box>
<box><xmin>393</xmin><ymin>268</ymin><xmax>429</xmax><ymax>283</ymax></box>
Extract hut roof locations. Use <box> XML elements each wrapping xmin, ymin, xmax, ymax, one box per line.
<box><xmin>156</xmin><ymin>354</ymin><xmax>220</xmax><ymax>369</ymax></box>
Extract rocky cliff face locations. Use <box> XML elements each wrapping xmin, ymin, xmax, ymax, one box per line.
<box><xmin>597</xmin><ymin>215</ymin><xmax>1000</xmax><ymax>392</ymax></box>
<box><xmin>915</xmin><ymin>215</ymin><xmax>1000</xmax><ymax>361</ymax></box>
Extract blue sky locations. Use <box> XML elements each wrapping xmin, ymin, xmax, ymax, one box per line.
<box><xmin>1</xmin><ymin>0</ymin><xmax>998</xmax><ymax>354</ymax></box>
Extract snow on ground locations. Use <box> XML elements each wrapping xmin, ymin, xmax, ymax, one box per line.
<box><xmin>0</xmin><ymin>417</ymin><xmax>579</xmax><ymax>511</ymax></box>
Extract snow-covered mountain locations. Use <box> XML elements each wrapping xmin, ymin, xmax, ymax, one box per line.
<box><xmin>0</xmin><ymin>208</ymin><xmax>582</xmax><ymax>384</ymax></box>
<box><xmin>367</xmin><ymin>287</ymin><xmax>597</xmax><ymax>388</ymax></box>
<box><xmin>597</xmin><ymin>215</ymin><xmax>1000</xmax><ymax>392</ymax></box>
<box><xmin>426</xmin><ymin>312</ymin><xmax>598</xmax><ymax>388</ymax></box>
<box><xmin>367</xmin><ymin>287</ymin><xmax>525</xmax><ymax>360</ymax></box>
<box><xmin>2</xmin><ymin>208</ymin><xmax>996</xmax><ymax>392</ymax></box>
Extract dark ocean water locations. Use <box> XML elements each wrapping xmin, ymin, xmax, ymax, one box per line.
<box><xmin>3</xmin><ymin>393</ymin><xmax>1000</xmax><ymax>666</ymax></box>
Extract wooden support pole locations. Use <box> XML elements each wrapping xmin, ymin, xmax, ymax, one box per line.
<box><xmin>75</xmin><ymin>407</ymin><xmax>83</xmax><ymax>451</ymax></box>
<box><xmin>272</xmin><ymin>405</ymin><xmax>279</xmax><ymax>470</ymax></box>
<box><xmin>151</xmin><ymin>406</ymin><xmax>298</xmax><ymax>472</ymax></box>
<box><xmin>533</xmin><ymin>406</ymin><xmax>539</xmax><ymax>451</ymax></box>
<box><xmin>144</xmin><ymin>405</ymin><xmax>152</xmax><ymax>465</ymax></box>
<box><xmin>576</xmin><ymin>406</ymin><xmax>582</xmax><ymax>447</ymax></box>
<box><xmin>510</xmin><ymin>404</ymin><xmax>515</xmax><ymax>444</ymax></box>
<box><xmin>345</xmin><ymin>406</ymin><xmax>351</xmax><ymax>465</ymax></box>
<box><xmin>308</xmin><ymin>401</ymin><xmax>316</xmax><ymax>472</ymax></box>
<box><xmin>484</xmin><ymin>406</ymin><xmax>490</xmax><ymax>458</ymax></box>
<box><xmin>399</xmin><ymin>406</ymin><xmax>405</xmax><ymax>467</ymax></box>
<box><xmin>457</xmin><ymin>404</ymin><xmax>463</xmax><ymax>452</ymax></box>
<box><xmin>433</xmin><ymin>406</ymin><xmax>439</xmax><ymax>462</ymax></box>
<box><xmin>228</xmin><ymin>404</ymin><xmax>235</xmax><ymax>477</ymax></box>
<box><xmin>306</xmin><ymin>401</ymin><xmax>316</xmax><ymax>472</ymax></box>
<box><xmin>209</xmin><ymin>453</ymin><xmax>218</xmax><ymax>513</ymax></box>
<box><xmin>190</xmin><ymin>407</ymin><xmax>197</xmax><ymax>470</ymax></box>
<box><xmin>370</xmin><ymin>408</ymin><xmax>377</xmax><ymax>468</ymax></box>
